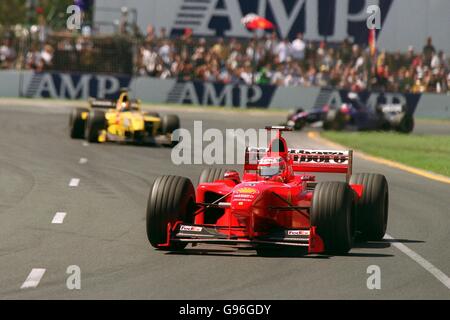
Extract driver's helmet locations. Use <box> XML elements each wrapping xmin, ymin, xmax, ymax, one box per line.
<box><xmin>116</xmin><ymin>100</ymin><xmax>130</xmax><ymax>112</ymax></box>
<box><xmin>257</xmin><ymin>156</ymin><xmax>287</xmax><ymax>181</ymax></box>
<box><xmin>116</xmin><ymin>93</ymin><xmax>130</xmax><ymax>111</ymax></box>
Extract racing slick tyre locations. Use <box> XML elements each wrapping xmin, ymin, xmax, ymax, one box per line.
<box><xmin>323</xmin><ymin>110</ymin><xmax>345</xmax><ymax>131</ymax></box>
<box><xmin>146</xmin><ymin>176</ymin><xmax>196</xmax><ymax>251</ymax></box>
<box><xmin>310</xmin><ymin>182</ymin><xmax>355</xmax><ymax>254</ymax></box>
<box><xmin>69</xmin><ymin>107</ymin><xmax>88</xmax><ymax>139</ymax></box>
<box><xmin>161</xmin><ymin>115</ymin><xmax>180</xmax><ymax>147</ymax></box>
<box><xmin>161</xmin><ymin>115</ymin><xmax>180</xmax><ymax>135</ymax></box>
<box><xmin>198</xmin><ymin>168</ymin><xmax>229</xmax><ymax>184</ymax></box>
<box><xmin>291</xmin><ymin>119</ymin><xmax>306</xmax><ymax>131</ymax></box>
<box><xmin>396</xmin><ymin>114</ymin><xmax>414</xmax><ymax>134</ymax></box>
<box><xmin>350</xmin><ymin>173</ymin><xmax>389</xmax><ymax>241</ymax></box>
<box><xmin>85</xmin><ymin>110</ymin><xmax>107</xmax><ymax>143</ymax></box>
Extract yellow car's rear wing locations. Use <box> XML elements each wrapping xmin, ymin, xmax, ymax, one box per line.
<box><xmin>88</xmin><ymin>98</ymin><xmax>140</xmax><ymax>110</ymax></box>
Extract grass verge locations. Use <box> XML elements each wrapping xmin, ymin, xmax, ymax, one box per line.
<box><xmin>321</xmin><ymin>131</ymin><xmax>450</xmax><ymax>177</ymax></box>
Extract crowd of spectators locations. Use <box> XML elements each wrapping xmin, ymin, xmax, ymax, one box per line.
<box><xmin>2</xmin><ymin>22</ymin><xmax>450</xmax><ymax>94</ymax></box>
<box><xmin>137</xmin><ymin>26</ymin><xmax>450</xmax><ymax>94</ymax></box>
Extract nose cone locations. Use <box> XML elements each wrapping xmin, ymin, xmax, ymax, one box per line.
<box><xmin>129</xmin><ymin>113</ymin><xmax>145</xmax><ymax>130</ymax></box>
<box><xmin>230</xmin><ymin>185</ymin><xmax>260</xmax><ymax>213</ymax></box>
<box><xmin>230</xmin><ymin>182</ymin><xmax>281</xmax><ymax>214</ymax></box>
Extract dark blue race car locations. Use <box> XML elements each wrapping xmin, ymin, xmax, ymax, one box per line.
<box><xmin>285</xmin><ymin>93</ymin><xmax>415</xmax><ymax>133</ymax></box>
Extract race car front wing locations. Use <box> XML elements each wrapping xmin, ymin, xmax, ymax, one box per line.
<box><xmin>158</xmin><ymin>222</ymin><xmax>325</xmax><ymax>254</ymax></box>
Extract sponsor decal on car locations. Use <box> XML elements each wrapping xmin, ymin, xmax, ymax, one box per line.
<box><xmin>236</xmin><ymin>187</ymin><xmax>258</xmax><ymax>194</ymax></box>
<box><xmin>289</xmin><ymin>149</ymin><xmax>349</xmax><ymax>164</ymax></box>
<box><xmin>287</xmin><ymin>230</ymin><xmax>310</xmax><ymax>236</ymax></box>
<box><xmin>180</xmin><ymin>225</ymin><xmax>203</xmax><ymax>232</ymax></box>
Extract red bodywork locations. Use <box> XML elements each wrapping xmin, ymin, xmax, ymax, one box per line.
<box><xmin>162</xmin><ymin>127</ymin><xmax>362</xmax><ymax>254</ymax></box>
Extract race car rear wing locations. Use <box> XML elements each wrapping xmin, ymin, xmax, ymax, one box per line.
<box><xmin>245</xmin><ymin>147</ymin><xmax>353</xmax><ymax>182</ymax></box>
<box><xmin>88</xmin><ymin>98</ymin><xmax>115</xmax><ymax>109</ymax></box>
<box><xmin>88</xmin><ymin>98</ymin><xmax>140</xmax><ymax>109</ymax></box>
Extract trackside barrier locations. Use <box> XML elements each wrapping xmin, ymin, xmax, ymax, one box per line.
<box><xmin>0</xmin><ymin>70</ymin><xmax>449</xmax><ymax>119</ymax></box>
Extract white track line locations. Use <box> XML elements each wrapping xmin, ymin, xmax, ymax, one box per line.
<box><xmin>69</xmin><ymin>178</ymin><xmax>80</xmax><ymax>187</ymax></box>
<box><xmin>51</xmin><ymin>212</ymin><xmax>66</xmax><ymax>224</ymax></box>
<box><xmin>21</xmin><ymin>268</ymin><xmax>46</xmax><ymax>289</ymax></box>
<box><xmin>385</xmin><ymin>234</ymin><xmax>450</xmax><ymax>290</ymax></box>
<box><xmin>79</xmin><ymin>158</ymin><xmax>88</xmax><ymax>164</ymax></box>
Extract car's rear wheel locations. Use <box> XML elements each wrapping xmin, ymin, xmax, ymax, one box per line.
<box><xmin>85</xmin><ymin>110</ymin><xmax>106</xmax><ymax>143</ymax></box>
<box><xmin>146</xmin><ymin>175</ymin><xmax>196</xmax><ymax>251</ymax></box>
<box><xmin>293</xmin><ymin>119</ymin><xmax>306</xmax><ymax>131</ymax></box>
<box><xmin>323</xmin><ymin>110</ymin><xmax>345</xmax><ymax>131</ymax></box>
<box><xmin>69</xmin><ymin>107</ymin><xmax>88</xmax><ymax>139</ymax></box>
<box><xmin>396</xmin><ymin>114</ymin><xmax>414</xmax><ymax>133</ymax></box>
<box><xmin>161</xmin><ymin>114</ymin><xmax>180</xmax><ymax>147</ymax></box>
<box><xmin>198</xmin><ymin>168</ymin><xmax>229</xmax><ymax>185</ymax></box>
<box><xmin>310</xmin><ymin>182</ymin><xmax>355</xmax><ymax>254</ymax></box>
<box><xmin>161</xmin><ymin>114</ymin><xmax>180</xmax><ymax>135</ymax></box>
<box><xmin>350</xmin><ymin>173</ymin><xmax>389</xmax><ymax>241</ymax></box>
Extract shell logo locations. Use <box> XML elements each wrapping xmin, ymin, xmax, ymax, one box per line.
<box><xmin>237</xmin><ymin>187</ymin><xmax>258</xmax><ymax>194</ymax></box>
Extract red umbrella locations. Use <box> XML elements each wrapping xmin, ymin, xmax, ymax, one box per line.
<box><xmin>241</xmin><ymin>14</ymin><xmax>275</xmax><ymax>85</ymax></box>
<box><xmin>241</xmin><ymin>14</ymin><xmax>274</xmax><ymax>31</ymax></box>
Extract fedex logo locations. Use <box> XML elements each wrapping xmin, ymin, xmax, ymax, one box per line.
<box><xmin>171</xmin><ymin>0</ymin><xmax>393</xmax><ymax>43</ymax></box>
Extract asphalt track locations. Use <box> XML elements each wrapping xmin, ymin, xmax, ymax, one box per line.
<box><xmin>0</xmin><ymin>101</ymin><xmax>449</xmax><ymax>299</ymax></box>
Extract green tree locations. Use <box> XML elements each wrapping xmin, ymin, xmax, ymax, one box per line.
<box><xmin>0</xmin><ymin>0</ymin><xmax>74</xmax><ymax>28</ymax></box>
<box><xmin>0</xmin><ymin>0</ymin><xmax>27</xmax><ymax>26</ymax></box>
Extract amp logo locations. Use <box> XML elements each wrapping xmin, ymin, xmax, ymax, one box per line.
<box><xmin>167</xmin><ymin>81</ymin><xmax>276</xmax><ymax>108</ymax></box>
<box><xmin>24</xmin><ymin>72</ymin><xmax>131</xmax><ymax>100</ymax></box>
<box><xmin>171</xmin><ymin>0</ymin><xmax>393</xmax><ymax>44</ymax></box>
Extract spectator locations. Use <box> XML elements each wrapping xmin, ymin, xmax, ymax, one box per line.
<box><xmin>25</xmin><ymin>43</ymin><xmax>41</xmax><ymax>70</ymax></box>
<box><xmin>145</xmin><ymin>24</ymin><xmax>156</xmax><ymax>43</ymax></box>
<box><xmin>40</xmin><ymin>44</ymin><xmax>54</xmax><ymax>69</ymax></box>
<box><xmin>0</xmin><ymin>38</ymin><xmax>17</xmax><ymax>69</ymax></box>
<box><xmin>291</xmin><ymin>33</ymin><xmax>305</xmax><ymax>60</ymax></box>
<box><xmin>158</xmin><ymin>40</ymin><xmax>172</xmax><ymax>66</ymax></box>
<box><xmin>431</xmin><ymin>51</ymin><xmax>448</xmax><ymax>71</ymax></box>
<box><xmin>275</xmin><ymin>38</ymin><xmax>291</xmax><ymax>63</ymax></box>
<box><xmin>423</xmin><ymin>36</ymin><xmax>436</xmax><ymax>66</ymax></box>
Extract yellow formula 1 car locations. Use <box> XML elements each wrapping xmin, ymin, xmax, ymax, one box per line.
<box><xmin>69</xmin><ymin>90</ymin><xmax>180</xmax><ymax>147</ymax></box>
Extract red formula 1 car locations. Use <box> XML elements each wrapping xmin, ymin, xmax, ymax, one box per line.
<box><xmin>146</xmin><ymin>127</ymin><xmax>389</xmax><ymax>256</ymax></box>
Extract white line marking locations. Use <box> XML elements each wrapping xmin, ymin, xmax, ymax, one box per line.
<box><xmin>79</xmin><ymin>158</ymin><xmax>88</xmax><ymax>164</ymax></box>
<box><xmin>385</xmin><ymin>234</ymin><xmax>450</xmax><ymax>290</ymax></box>
<box><xmin>82</xmin><ymin>142</ymin><xmax>89</xmax><ymax>147</ymax></box>
<box><xmin>21</xmin><ymin>268</ymin><xmax>46</xmax><ymax>289</ymax></box>
<box><xmin>52</xmin><ymin>212</ymin><xmax>66</xmax><ymax>224</ymax></box>
<box><xmin>69</xmin><ymin>178</ymin><xmax>80</xmax><ymax>187</ymax></box>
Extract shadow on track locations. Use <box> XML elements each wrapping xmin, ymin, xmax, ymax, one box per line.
<box><xmin>354</xmin><ymin>238</ymin><xmax>424</xmax><ymax>250</ymax></box>
<box><xmin>164</xmin><ymin>237</ymin><xmax>423</xmax><ymax>258</ymax></box>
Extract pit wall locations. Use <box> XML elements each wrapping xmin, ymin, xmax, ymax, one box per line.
<box><xmin>1</xmin><ymin>70</ymin><xmax>449</xmax><ymax>119</ymax></box>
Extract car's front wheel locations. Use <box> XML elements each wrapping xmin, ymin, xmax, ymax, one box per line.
<box><xmin>69</xmin><ymin>107</ymin><xmax>88</xmax><ymax>139</ymax></box>
<box><xmin>146</xmin><ymin>175</ymin><xmax>196</xmax><ymax>251</ymax></box>
<box><xmin>350</xmin><ymin>173</ymin><xmax>389</xmax><ymax>241</ymax></box>
<box><xmin>310</xmin><ymin>181</ymin><xmax>355</xmax><ymax>254</ymax></box>
<box><xmin>85</xmin><ymin>110</ymin><xmax>106</xmax><ymax>143</ymax></box>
